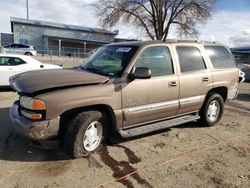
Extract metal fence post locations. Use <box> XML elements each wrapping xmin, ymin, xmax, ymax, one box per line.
<box><xmin>74</xmin><ymin>52</ymin><xmax>77</xmax><ymax>67</ymax></box>
<box><xmin>58</xmin><ymin>39</ymin><xmax>61</xmax><ymax>56</ymax></box>
<box><xmin>49</xmin><ymin>51</ymin><xmax>52</xmax><ymax>64</ymax></box>
<box><xmin>84</xmin><ymin>42</ymin><xmax>86</xmax><ymax>57</ymax></box>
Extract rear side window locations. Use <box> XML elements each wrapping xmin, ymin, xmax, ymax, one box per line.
<box><xmin>176</xmin><ymin>46</ymin><xmax>206</xmax><ymax>73</ymax></box>
<box><xmin>205</xmin><ymin>46</ymin><xmax>236</xmax><ymax>69</ymax></box>
<box><xmin>17</xmin><ymin>44</ymin><xmax>28</xmax><ymax>48</ymax></box>
<box><xmin>14</xmin><ymin>58</ymin><xmax>26</xmax><ymax>65</ymax></box>
<box><xmin>10</xmin><ymin>44</ymin><xmax>17</xmax><ymax>48</ymax></box>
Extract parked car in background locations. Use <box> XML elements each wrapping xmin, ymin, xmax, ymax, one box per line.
<box><xmin>0</xmin><ymin>54</ymin><xmax>62</xmax><ymax>87</ymax></box>
<box><xmin>239</xmin><ymin>69</ymin><xmax>245</xmax><ymax>83</ymax></box>
<box><xmin>3</xmin><ymin>43</ymin><xmax>37</xmax><ymax>56</ymax></box>
<box><xmin>231</xmin><ymin>47</ymin><xmax>250</xmax><ymax>81</ymax></box>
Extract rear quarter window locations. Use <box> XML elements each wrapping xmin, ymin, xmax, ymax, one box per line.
<box><xmin>14</xmin><ymin>58</ymin><xmax>26</xmax><ymax>65</ymax></box>
<box><xmin>205</xmin><ymin>46</ymin><xmax>236</xmax><ymax>69</ymax></box>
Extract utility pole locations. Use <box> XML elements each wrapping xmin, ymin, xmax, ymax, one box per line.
<box><xmin>26</xmin><ymin>0</ymin><xmax>29</xmax><ymax>19</ymax></box>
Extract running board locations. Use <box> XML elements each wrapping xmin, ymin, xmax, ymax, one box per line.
<box><xmin>118</xmin><ymin>114</ymin><xmax>200</xmax><ymax>138</ymax></box>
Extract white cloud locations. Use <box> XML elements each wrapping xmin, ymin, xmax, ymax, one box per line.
<box><xmin>228</xmin><ymin>30</ymin><xmax>250</xmax><ymax>47</ymax></box>
<box><xmin>0</xmin><ymin>1</ymin><xmax>250</xmax><ymax>47</ymax></box>
<box><xmin>198</xmin><ymin>10</ymin><xmax>250</xmax><ymax>47</ymax></box>
<box><xmin>0</xmin><ymin>0</ymin><xmax>98</xmax><ymax>32</ymax></box>
<box><xmin>28</xmin><ymin>0</ymin><xmax>98</xmax><ymax>28</ymax></box>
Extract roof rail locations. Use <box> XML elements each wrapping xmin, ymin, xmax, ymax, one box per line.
<box><xmin>164</xmin><ymin>39</ymin><xmax>218</xmax><ymax>44</ymax></box>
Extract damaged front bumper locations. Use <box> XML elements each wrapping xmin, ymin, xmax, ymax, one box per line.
<box><xmin>10</xmin><ymin>101</ymin><xmax>60</xmax><ymax>141</ymax></box>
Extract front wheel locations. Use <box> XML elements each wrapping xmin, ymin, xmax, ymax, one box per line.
<box><xmin>64</xmin><ymin>111</ymin><xmax>107</xmax><ymax>158</ymax></box>
<box><xmin>198</xmin><ymin>93</ymin><xmax>224</xmax><ymax>126</ymax></box>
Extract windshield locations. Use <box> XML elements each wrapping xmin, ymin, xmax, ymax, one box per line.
<box><xmin>81</xmin><ymin>45</ymin><xmax>137</xmax><ymax>77</ymax></box>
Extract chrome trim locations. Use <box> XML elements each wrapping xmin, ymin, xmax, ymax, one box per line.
<box><xmin>180</xmin><ymin>95</ymin><xmax>205</xmax><ymax>105</ymax></box>
<box><xmin>123</xmin><ymin>111</ymin><xmax>199</xmax><ymax>129</ymax></box>
<box><xmin>125</xmin><ymin>95</ymin><xmax>204</xmax><ymax>114</ymax></box>
<box><xmin>127</xmin><ymin>100</ymin><xmax>179</xmax><ymax>113</ymax></box>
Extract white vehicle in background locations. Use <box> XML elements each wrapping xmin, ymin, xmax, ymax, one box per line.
<box><xmin>0</xmin><ymin>54</ymin><xmax>62</xmax><ymax>87</ymax></box>
<box><xmin>239</xmin><ymin>69</ymin><xmax>245</xmax><ymax>83</ymax></box>
<box><xmin>3</xmin><ymin>43</ymin><xmax>37</xmax><ymax>56</ymax></box>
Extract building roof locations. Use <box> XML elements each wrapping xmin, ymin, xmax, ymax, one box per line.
<box><xmin>44</xmin><ymin>35</ymin><xmax>110</xmax><ymax>45</ymax></box>
<box><xmin>10</xmin><ymin>17</ymin><xmax>118</xmax><ymax>36</ymax></box>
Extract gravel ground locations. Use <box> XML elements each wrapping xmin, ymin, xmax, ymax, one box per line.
<box><xmin>0</xmin><ymin>83</ymin><xmax>249</xmax><ymax>188</ymax></box>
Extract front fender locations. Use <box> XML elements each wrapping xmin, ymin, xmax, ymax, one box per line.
<box><xmin>37</xmin><ymin>84</ymin><xmax>121</xmax><ymax>119</ymax></box>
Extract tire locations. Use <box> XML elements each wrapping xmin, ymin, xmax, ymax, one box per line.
<box><xmin>25</xmin><ymin>52</ymin><xmax>32</xmax><ymax>56</ymax></box>
<box><xmin>64</xmin><ymin>111</ymin><xmax>108</xmax><ymax>158</ymax></box>
<box><xmin>198</xmin><ymin>93</ymin><xmax>224</xmax><ymax>126</ymax></box>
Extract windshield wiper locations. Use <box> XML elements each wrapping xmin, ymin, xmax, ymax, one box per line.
<box><xmin>83</xmin><ymin>67</ymin><xmax>111</xmax><ymax>77</ymax></box>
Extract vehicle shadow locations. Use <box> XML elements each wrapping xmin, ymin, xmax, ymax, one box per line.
<box><xmin>110</xmin><ymin>121</ymin><xmax>200</xmax><ymax>144</ymax></box>
<box><xmin>0</xmin><ymin>107</ymin><xmax>70</xmax><ymax>162</ymax></box>
<box><xmin>236</xmin><ymin>93</ymin><xmax>250</xmax><ymax>102</ymax></box>
<box><xmin>0</xmin><ymin>106</ymin><xmax>201</xmax><ymax>162</ymax></box>
<box><xmin>0</xmin><ymin>87</ymin><xmax>14</xmax><ymax>92</ymax></box>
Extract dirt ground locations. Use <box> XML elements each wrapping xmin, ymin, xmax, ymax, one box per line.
<box><xmin>0</xmin><ymin>83</ymin><xmax>249</xmax><ymax>188</ymax></box>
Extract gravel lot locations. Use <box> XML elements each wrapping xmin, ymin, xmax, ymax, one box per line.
<box><xmin>0</xmin><ymin>83</ymin><xmax>249</xmax><ymax>188</ymax></box>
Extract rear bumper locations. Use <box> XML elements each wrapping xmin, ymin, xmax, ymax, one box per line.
<box><xmin>10</xmin><ymin>102</ymin><xmax>60</xmax><ymax>141</ymax></box>
<box><xmin>227</xmin><ymin>86</ymin><xmax>238</xmax><ymax>101</ymax></box>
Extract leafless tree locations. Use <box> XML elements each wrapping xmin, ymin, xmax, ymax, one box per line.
<box><xmin>95</xmin><ymin>0</ymin><xmax>217</xmax><ymax>41</ymax></box>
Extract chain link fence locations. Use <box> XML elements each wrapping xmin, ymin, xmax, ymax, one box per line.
<box><xmin>33</xmin><ymin>45</ymin><xmax>98</xmax><ymax>68</ymax></box>
<box><xmin>0</xmin><ymin>44</ymin><xmax>98</xmax><ymax>68</ymax></box>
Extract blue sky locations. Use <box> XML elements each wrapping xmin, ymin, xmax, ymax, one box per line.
<box><xmin>216</xmin><ymin>0</ymin><xmax>250</xmax><ymax>11</ymax></box>
<box><xmin>0</xmin><ymin>0</ymin><xmax>250</xmax><ymax>47</ymax></box>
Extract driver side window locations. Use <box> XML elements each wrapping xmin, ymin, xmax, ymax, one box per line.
<box><xmin>134</xmin><ymin>46</ymin><xmax>174</xmax><ymax>77</ymax></box>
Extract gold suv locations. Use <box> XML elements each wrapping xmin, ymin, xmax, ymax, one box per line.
<box><xmin>10</xmin><ymin>40</ymin><xmax>239</xmax><ymax>158</ymax></box>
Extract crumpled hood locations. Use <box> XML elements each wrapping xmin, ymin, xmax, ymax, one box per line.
<box><xmin>10</xmin><ymin>68</ymin><xmax>109</xmax><ymax>94</ymax></box>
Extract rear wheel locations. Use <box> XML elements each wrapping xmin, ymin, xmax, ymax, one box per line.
<box><xmin>64</xmin><ymin>111</ymin><xmax>107</xmax><ymax>158</ymax></box>
<box><xmin>25</xmin><ymin>52</ymin><xmax>32</xmax><ymax>56</ymax></box>
<box><xmin>198</xmin><ymin>93</ymin><xmax>224</xmax><ymax>126</ymax></box>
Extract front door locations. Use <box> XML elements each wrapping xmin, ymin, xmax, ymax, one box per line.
<box><xmin>0</xmin><ymin>57</ymin><xmax>16</xmax><ymax>86</ymax></box>
<box><xmin>122</xmin><ymin>45</ymin><xmax>179</xmax><ymax>128</ymax></box>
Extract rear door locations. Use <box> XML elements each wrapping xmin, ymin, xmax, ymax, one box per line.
<box><xmin>14</xmin><ymin>44</ymin><xmax>26</xmax><ymax>54</ymax></box>
<box><xmin>122</xmin><ymin>45</ymin><xmax>179</xmax><ymax>128</ymax></box>
<box><xmin>174</xmin><ymin>44</ymin><xmax>212</xmax><ymax>114</ymax></box>
<box><xmin>12</xmin><ymin>57</ymin><xmax>29</xmax><ymax>74</ymax></box>
<box><xmin>204</xmin><ymin>45</ymin><xmax>239</xmax><ymax>99</ymax></box>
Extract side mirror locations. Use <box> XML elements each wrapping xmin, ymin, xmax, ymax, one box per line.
<box><xmin>131</xmin><ymin>67</ymin><xmax>151</xmax><ymax>79</ymax></box>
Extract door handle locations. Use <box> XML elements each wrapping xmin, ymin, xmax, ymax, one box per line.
<box><xmin>8</xmin><ymin>68</ymin><xmax>13</xmax><ymax>70</ymax></box>
<box><xmin>202</xmin><ymin>77</ymin><xmax>209</xmax><ymax>82</ymax></box>
<box><xmin>169</xmin><ymin>81</ymin><xmax>177</xmax><ymax>87</ymax></box>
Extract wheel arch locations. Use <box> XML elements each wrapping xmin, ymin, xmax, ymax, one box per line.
<box><xmin>25</xmin><ymin>51</ymin><xmax>33</xmax><ymax>56</ymax></box>
<box><xmin>206</xmin><ymin>86</ymin><xmax>228</xmax><ymax>102</ymax></box>
<box><xmin>59</xmin><ymin>104</ymin><xmax>116</xmax><ymax>137</ymax></box>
